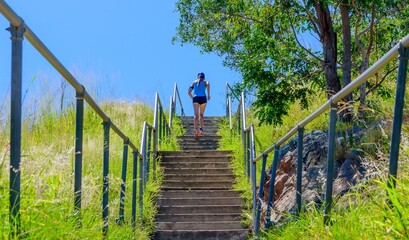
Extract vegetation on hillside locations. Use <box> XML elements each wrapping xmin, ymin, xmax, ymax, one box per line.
<box><xmin>0</xmin><ymin>88</ymin><xmax>181</xmax><ymax>239</ymax></box>
<box><xmin>218</xmin><ymin>79</ymin><xmax>409</xmax><ymax>239</ymax></box>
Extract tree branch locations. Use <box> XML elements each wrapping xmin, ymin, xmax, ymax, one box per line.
<box><xmin>355</xmin><ymin>66</ymin><xmax>398</xmax><ymax>101</ymax></box>
<box><xmin>366</xmin><ymin>1</ymin><xmax>375</xmax><ymax>57</ymax></box>
<box><xmin>300</xmin><ymin>0</ymin><xmax>320</xmax><ymax>36</ymax></box>
<box><xmin>283</xmin><ymin>6</ymin><xmax>323</xmax><ymax>63</ymax></box>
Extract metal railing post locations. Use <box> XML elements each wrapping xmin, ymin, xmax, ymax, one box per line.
<box><xmin>228</xmin><ymin>97</ymin><xmax>232</xmax><ymax>131</ymax></box>
<box><xmin>265</xmin><ymin>146</ymin><xmax>279</xmax><ymax>228</ymax></box>
<box><xmin>324</xmin><ymin>101</ymin><xmax>337</xmax><ymax>225</ymax></box>
<box><xmin>242</xmin><ymin>130</ymin><xmax>247</xmax><ymax>178</ymax></box>
<box><xmin>9</xmin><ymin>22</ymin><xmax>24</xmax><ymax>235</ymax></box>
<box><xmin>117</xmin><ymin>139</ymin><xmax>129</xmax><ymax>224</ymax></box>
<box><xmin>246</xmin><ymin>131</ymin><xmax>251</xmax><ymax>178</ymax></box>
<box><xmin>173</xmin><ymin>84</ymin><xmax>185</xmax><ymax>116</ymax></box>
<box><xmin>152</xmin><ymin>128</ymin><xmax>158</xmax><ymax>181</ymax></box>
<box><xmin>241</xmin><ymin>93</ymin><xmax>247</xmax><ymax>178</ymax></box>
<box><xmin>102</xmin><ymin>120</ymin><xmax>111</xmax><ymax>236</ymax></box>
<box><xmin>250</xmin><ymin>126</ymin><xmax>257</xmax><ymax>235</ymax></box>
<box><xmin>161</xmin><ymin>110</ymin><xmax>165</xmax><ymax>143</ymax></box>
<box><xmin>255</xmin><ymin>154</ymin><xmax>268</xmax><ymax>236</ymax></box>
<box><xmin>169</xmin><ymin>96</ymin><xmax>173</xmax><ymax>130</ymax></box>
<box><xmin>147</xmin><ymin>127</ymin><xmax>152</xmax><ymax>179</ymax></box>
<box><xmin>152</xmin><ymin>93</ymin><xmax>159</xmax><ymax>181</ymax></box>
<box><xmin>388</xmin><ymin>44</ymin><xmax>409</xmax><ymax>189</ymax></box>
<box><xmin>159</xmin><ymin>109</ymin><xmax>163</xmax><ymax>146</ymax></box>
<box><xmin>74</xmin><ymin>86</ymin><xmax>85</xmax><ymax>218</ymax></box>
<box><xmin>226</xmin><ymin>83</ymin><xmax>229</xmax><ymax>117</ymax></box>
<box><xmin>139</xmin><ymin>156</ymin><xmax>144</xmax><ymax>223</ymax></box>
<box><xmin>132</xmin><ymin>151</ymin><xmax>138</xmax><ymax>229</ymax></box>
<box><xmin>296</xmin><ymin>126</ymin><xmax>304</xmax><ymax>215</ymax></box>
<box><xmin>141</xmin><ymin>122</ymin><xmax>147</xmax><ymax>188</ymax></box>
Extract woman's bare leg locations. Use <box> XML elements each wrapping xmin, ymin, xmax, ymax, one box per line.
<box><xmin>193</xmin><ymin>102</ymin><xmax>200</xmax><ymax>132</ymax></box>
<box><xmin>199</xmin><ymin>103</ymin><xmax>207</xmax><ymax>130</ymax></box>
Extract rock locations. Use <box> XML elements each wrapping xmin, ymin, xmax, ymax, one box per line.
<box><xmin>256</xmin><ymin>128</ymin><xmax>371</xmax><ymax>229</ymax></box>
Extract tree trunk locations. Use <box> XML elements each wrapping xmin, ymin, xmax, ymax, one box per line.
<box><xmin>359</xmin><ymin>58</ymin><xmax>369</xmax><ymax>118</ymax></box>
<box><xmin>340</xmin><ymin>0</ymin><xmax>353</xmax><ymax>122</ymax></box>
<box><xmin>340</xmin><ymin>1</ymin><xmax>352</xmax><ymax>100</ymax></box>
<box><xmin>314</xmin><ymin>1</ymin><xmax>342</xmax><ymax>98</ymax></box>
<box><xmin>357</xmin><ymin>2</ymin><xmax>376</xmax><ymax>119</ymax></box>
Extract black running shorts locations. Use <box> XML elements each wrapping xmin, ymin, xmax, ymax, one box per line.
<box><xmin>193</xmin><ymin>96</ymin><xmax>207</xmax><ymax>105</ymax></box>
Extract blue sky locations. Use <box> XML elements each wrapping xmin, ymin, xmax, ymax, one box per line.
<box><xmin>0</xmin><ymin>1</ymin><xmax>241</xmax><ymax>117</ymax></box>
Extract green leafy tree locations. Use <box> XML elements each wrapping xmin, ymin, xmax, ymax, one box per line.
<box><xmin>346</xmin><ymin>0</ymin><xmax>408</xmax><ymax>118</ymax></box>
<box><xmin>174</xmin><ymin>0</ymin><xmax>408</xmax><ymax>125</ymax></box>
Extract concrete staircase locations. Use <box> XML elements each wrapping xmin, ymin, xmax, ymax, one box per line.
<box><xmin>154</xmin><ymin>116</ymin><xmax>248</xmax><ymax>240</ymax></box>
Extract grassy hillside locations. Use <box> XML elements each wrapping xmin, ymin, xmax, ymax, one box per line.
<box><xmin>0</xmin><ymin>99</ymin><xmax>181</xmax><ymax>239</ymax></box>
<box><xmin>218</xmin><ymin>83</ymin><xmax>409</xmax><ymax>239</ymax></box>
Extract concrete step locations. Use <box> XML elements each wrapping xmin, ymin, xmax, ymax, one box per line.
<box><xmin>184</xmin><ymin>129</ymin><xmax>219</xmax><ymax>136</ymax></box>
<box><xmin>159</xmin><ymin>150</ymin><xmax>232</xmax><ymax>157</ymax></box>
<box><xmin>180</xmin><ymin>145</ymin><xmax>220</xmax><ymax>150</ymax></box>
<box><xmin>159</xmin><ymin>205</ymin><xmax>243</xmax><ymax>214</ymax></box>
<box><xmin>158</xmin><ymin>190</ymin><xmax>241</xmax><ymax>198</ymax></box>
<box><xmin>162</xmin><ymin>186</ymin><xmax>232</xmax><ymax>191</ymax></box>
<box><xmin>163</xmin><ymin>179</ymin><xmax>234</xmax><ymax>188</ymax></box>
<box><xmin>154</xmin><ymin>229</ymin><xmax>248</xmax><ymax>240</ymax></box>
<box><xmin>178</xmin><ymin>135</ymin><xmax>221</xmax><ymax>140</ymax></box>
<box><xmin>161</xmin><ymin>156</ymin><xmax>232</xmax><ymax>163</ymax></box>
<box><xmin>180</xmin><ymin>142</ymin><xmax>219</xmax><ymax>147</ymax></box>
<box><xmin>157</xmin><ymin>221</ymin><xmax>244</xmax><ymax>231</ymax></box>
<box><xmin>164</xmin><ymin>173</ymin><xmax>234</xmax><ymax>181</ymax></box>
<box><xmin>181</xmin><ymin>116</ymin><xmax>223</xmax><ymax>122</ymax></box>
<box><xmin>156</xmin><ymin>213</ymin><xmax>242</xmax><ymax>222</ymax></box>
<box><xmin>181</xmin><ymin>125</ymin><xmax>222</xmax><ymax>129</ymax></box>
<box><xmin>178</xmin><ymin>139</ymin><xmax>220</xmax><ymax>143</ymax></box>
<box><xmin>161</xmin><ymin>162</ymin><xmax>230</xmax><ymax>168</ymax></box>
<box><xmin>178</xmin><ymin>139</ymin><xmax>220</xmax><ymax>145</ymax></box>
<box><xmin>183</xmin><ymin>123</ymin><xmax>220</xmax><ymax>128</ymax></box>
<box><xmin>181</xmin><ymin>119</ymin><xmax>222</xmax><ymax>124</ymax></box>
<box><xmin>163</xmin><ymin>167</ymin><xmax>233</xmax><ymax>175</ymax></box>
<box><xmin>157</xmin><ymin>196</ymin><xmax>243</xmax><ymax>206</ymax></box>
<box><xmin>182</xmin><ymin>123</ymin><xmax>220</xmax><ymax>128</ymax></box>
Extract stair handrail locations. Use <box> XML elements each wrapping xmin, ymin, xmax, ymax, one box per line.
<box><xmin>226</xmin><ymin>86</ymin><xmax>243</xmax><ymax>135</ymax></box>
<box><xmin>225</xmin><ymin>82</ymin><xmax>240</xmax><ymax>117</ymax></box>
<box><xmin>169</xmin><ymin>83</ymin><xmax>185</xmax><ymax>130</ymax></box>
<box><xmin>228</xmin><ymin>33</ymin><xmax>409</xmax><ymax>237</ymax></box>
<box><xmin>0</xmin><ymin>1</ymin><xmax>171</xmax><ymax>236</ymax></box>
<box><xmin>137</xmin><ymin>92</ymin><xmax>172</xmax><ymax>228</ymax></box>
<box><xmin>151</xmin><ymin>92</ymin><xmax>171</xmax><ymax>178</ymax></box>
<box><xmin>231</xmin><ymin>92</ymin><xmax>258</xmax><ymax>232</ymax></box>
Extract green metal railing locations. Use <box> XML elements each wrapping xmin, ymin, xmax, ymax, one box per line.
<box><xmin>1</xmin><ymin>0</ymin><xmax>183</xmax><ymax>237</ymax></box>
<box><xmin>226</xmin><ymin>83</ymin><xmax>242</xmax><ymax>135</ymax></box>
<box><xmin>169</xmin><ymin>83</ymin><xmax>185</xmax><ymax>129</ymax></box>
<box><xmin>227</xmin><ymin>34</ymin><xmax>409</xmax><ymax>237</ymax></box>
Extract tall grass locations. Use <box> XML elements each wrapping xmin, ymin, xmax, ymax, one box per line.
<box><xmin>218</xmin><ymin>82</ymin><xmax>409</xmax><ymax>239</ymax></box>
<box><xmin>0</xmin><ymin>92</ymin><xmax>181</xmax><ymax>239</ymax></box>
<box><xmin>263</xmin><ymin>177</ymin><xmax>409</xmax><ymax>239</ymax></box>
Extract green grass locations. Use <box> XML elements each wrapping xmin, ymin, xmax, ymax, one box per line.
<box><xmin>0</xmin><ymin>98</ymin><xmax>182</xmax><ymax>239</ymax></box>
<box><xmin>218</xmin><ymin>85</ymin><xmax>409</xmax><ymax>239</ymax></box>
<box><xmin>263</xmin><ymin>178</ymin><xmax>409</xmax><ymax>240</ymax></box>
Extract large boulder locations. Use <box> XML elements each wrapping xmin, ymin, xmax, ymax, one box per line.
<box><xmin>257</xmin><ymin>129</ymin><xmax>368</xmax><ymax>227</ymax></box>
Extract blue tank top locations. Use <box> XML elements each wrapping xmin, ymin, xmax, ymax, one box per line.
<box><xmin>191</xmin><ymin>80</ymin><xmax>207</xmax><ymax>97</ymax></box>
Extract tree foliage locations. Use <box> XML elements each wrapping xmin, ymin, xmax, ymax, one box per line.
<box><xmin>174</xmin><ymin>0</ymin><xmax>409</xmax><ymax>125</ymax></box>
